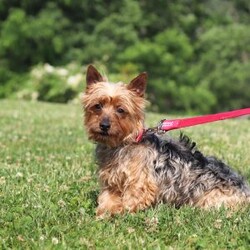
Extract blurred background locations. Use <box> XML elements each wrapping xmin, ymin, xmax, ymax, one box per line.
<box><xmin>0</xmin><ymin>0</ymin><xmax>249</xmax><ymax>114</ymax></box>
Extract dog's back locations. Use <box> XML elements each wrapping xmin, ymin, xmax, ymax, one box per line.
<box><xmin>141</xmin><ymin>132</ymin><xmax>250</xmax><ymax>209</ymax></box>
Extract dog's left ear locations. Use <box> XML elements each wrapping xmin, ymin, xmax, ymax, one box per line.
<box><xmin>86</xmin><ymin>65</ymin><xmax>104</xmax><ymax>88</ymax></box>
<box><xmin>127</xmin><ymin>72</ymin><xmax>147</xmax><ymax>97</ymax></box>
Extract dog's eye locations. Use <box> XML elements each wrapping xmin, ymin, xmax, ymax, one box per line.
<box><xmin>94</xmin><ymin>104</ymin><xmax>102</xmax><ymax>110</ymax></box>
<box><xmin>117</xmin><ymin>107</ymin><xmax>125</xmax><ymax>114</ymax></box>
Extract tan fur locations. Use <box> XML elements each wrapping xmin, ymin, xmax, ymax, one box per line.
<box><xmin>83</xmin><ymin>81</ymin><xmax>146</xmax><ymax>147</ymax></box>
<box><xmin>96</xmin><ymin>144</ymin><xmax>158</xmax><ymax>216</ymax></box>
<box><xmin>195</xmin><ymin>188</ymin><xmax>250</xmax><ymax>209</ymax></box>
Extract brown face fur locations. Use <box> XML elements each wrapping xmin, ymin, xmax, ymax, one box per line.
<box><xmin>82</xmin><ymin>65</ymin><xmax>148</xmax><ymax>147</ymax></box>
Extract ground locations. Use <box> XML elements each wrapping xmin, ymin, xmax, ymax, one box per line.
<box><xmin>0</xmin><ymin>100</ymin><xmax>249</xmax><ymax>249</ymax></box>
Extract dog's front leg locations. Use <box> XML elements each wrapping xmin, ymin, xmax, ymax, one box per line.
<box><xmin>122</xmin><ymin>180</ymin><xmax>158</xmax><ymax>213</ymax></box>
<box><xmin>96</xmin><ymin>189</ymin><xmax>123</xmax><ymax>218</ymax></box>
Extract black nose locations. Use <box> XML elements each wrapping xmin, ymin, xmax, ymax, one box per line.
<box><xmin>100</xmin><ymin>118</ymin><xmax>111</xmax><ymax>131</ymax></box>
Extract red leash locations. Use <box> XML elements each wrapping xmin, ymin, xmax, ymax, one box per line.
<box><xmin>136</xmin><ymin>108</ymin><xmax>250</xmax><ymax>142</ymax></box>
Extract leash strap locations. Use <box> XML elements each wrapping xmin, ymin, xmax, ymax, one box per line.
<box><xmin>160</xmin><ymin>108</ymin><xmax>250</xmax><ymax>132</ymax></box>
<box><xmin>136</xmin><ymin>107</ymin><xmax>250</xmax><ymax>142</ymax></box>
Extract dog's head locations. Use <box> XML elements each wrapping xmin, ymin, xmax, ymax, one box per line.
<box><xmin>82</xmin><ymin>65</ymin><xmax>147</xmax><ymax>147</ymax></box>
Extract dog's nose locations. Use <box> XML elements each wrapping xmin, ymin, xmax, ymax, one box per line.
<box><xmin>100</xmin><ymin>118</ymin><xmax>111</xmax><ymax>131</ymax></box>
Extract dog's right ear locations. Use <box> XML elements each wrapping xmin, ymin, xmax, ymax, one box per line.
<box><xmin>86</xmin><ymin>65</ymin><xmax>104</xmax><ymax>88</ymax></box>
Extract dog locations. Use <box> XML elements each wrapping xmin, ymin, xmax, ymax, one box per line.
<box><xmin>82</xmin><ymin>65</ymin><xmax>250</xmax><ymax>217</ymax></box>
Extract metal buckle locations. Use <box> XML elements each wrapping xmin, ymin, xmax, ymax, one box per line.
<box><xmin>145</xmin><ymin>120</ymin><xmax>166</xmax><ymax>135</ymax></box>
<box><xmin>156</xmin><ymin>120</ymin><xmax>166</xmax><ymax>135</ymax></box>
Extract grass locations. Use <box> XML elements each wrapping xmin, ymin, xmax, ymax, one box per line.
<box><xmin>0</xmin><ymin>100</ymin><xmax>250</xmax><ymax>249</ymax></box>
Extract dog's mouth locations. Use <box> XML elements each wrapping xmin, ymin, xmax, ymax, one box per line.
<box><xmin>92</xmin><ymin>130</ymin><xmax>121</xmax><ymax>142</ymax></box>
<box><xmin>88</xmin><ymin>129</ymin><xmax>129</xmax><ymax>147</ymax></box>
<box><xmin>99</xmin><ymin>131</ymin><xmax>109</xmax><ymax>136</ymax></box>
<box><xmin>90</xmin><ymin>129</ymin><xmax>114</xmax><ymax>139</ymax></box>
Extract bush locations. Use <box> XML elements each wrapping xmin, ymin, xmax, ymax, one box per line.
<box><xmin>194</xmin><ymin>24</ymin><xmax>250</xmax><ymax>111</ymax></box>
<box><xmin>1</xmin><ymin>1</ymin><xmax>250</xmax><ymax>114</ymax></box>
<box><xmin>0</xmin><ymin>66</ymin><xmax>28</xmax><ymax>99</ymax></box>
<box><xmin>15</xmin><ymin>63</ymin><xmax>86</xmax><ymax>103</ymax></box>
<box><xmin>0</xmin><ymin>4</ymin><xmax>69</xmax><ymax>71</ymax></box>
<box><xmin>117</xmin><ymin>29</ymin><xmax>206</xmax><ymax>113</ymax></box>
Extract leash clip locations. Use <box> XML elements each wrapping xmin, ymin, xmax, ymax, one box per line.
<box><xmin>156</xmin><ymin>119</ymin><xmax>167</xmax><ymax>134</ymax></box>
<box><xmin>146</xmin><ymin>120</ymin><xmax>166</xmax><ymax>135</ymax></box>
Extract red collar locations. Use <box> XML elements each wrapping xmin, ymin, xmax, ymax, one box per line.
<box><xmin>136</xmin><ymin>129</ymin><xmax>145</xmax><ymax>143</ymax></box>
<box><xmin>136</xmin><ymin>108</ymin><xmax>250</xmax><ymax>143</ymax></box>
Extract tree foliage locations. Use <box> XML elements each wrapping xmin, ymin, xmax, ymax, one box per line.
<box><xmin>0</xmin><ymin>0</ymin><xmax>250</xmax><ymax>113</ymax></box>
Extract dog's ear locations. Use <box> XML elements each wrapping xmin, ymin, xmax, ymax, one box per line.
<box><xmin>127</xmin><ymin>72</ymin><xmax>147</xmax><ymax>97</ymax></box>
<box><xmin>86</xmin><ymin>65</ymin><xmax>104</xmax><ymax>87</ymax></box>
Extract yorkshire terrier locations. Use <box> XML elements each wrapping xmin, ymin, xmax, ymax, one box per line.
<box><xmin>82</xmin><ymin>65</ymin><xmax>250</xmax><ymax>217</ymax></box>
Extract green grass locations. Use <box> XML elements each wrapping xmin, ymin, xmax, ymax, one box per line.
<box><xmin>0</xmin><ymin>100</ymin><xmax>250</xmax><ymax>249</ymax></box>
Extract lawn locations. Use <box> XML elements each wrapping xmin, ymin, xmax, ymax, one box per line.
<box><xmin>0</xmin><ymin>100</ymin><xmax>249</xmax><ymax>249</ymax></box>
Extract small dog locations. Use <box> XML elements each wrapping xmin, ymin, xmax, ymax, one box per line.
<box><xmin>82</xmin><ymin>65</ymin><xmax>250</xmax><ymax>217</ymax></box>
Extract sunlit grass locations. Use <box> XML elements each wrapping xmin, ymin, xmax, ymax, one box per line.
<box><xmin>0</xmin><ymin>100</ymin><xmax>249</xmax><ymax>249</ymax></box>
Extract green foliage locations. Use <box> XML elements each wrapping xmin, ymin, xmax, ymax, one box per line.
<box><xmin>0</xmin><ymin>100</ymin><xmax>250</xmax><ymax>248</ymax></box>
<box><xmin>81</xmin><ymin>0</ymin><xmax>141</xmax><ymax>64</ymax></box>
<box><xmin>16</xmin><ymin>63</ymin><xmax>85</xmax><ymax>103</ymax></box>
<box><xmin>0</xmin><ymin>67</ymin><xmax>28</xmax><ymax>99</ymax></box>
<box><xmin>0</xmin><ymin>3</ymin><xmax>69</xmax><ymax>71</ymax></box>
<box><xmin>118</xmin><ymin>29</ymin><xmax>216</xmax><ymax>113</ymax></box>
<box><xmin>195</xmin><ymin>24</ymin><xmax>250</xmax><ymax>111</ymax></box>
<box><xmin>0</xmin><ymin>0</ymin><xmax>250</xmax><ymax>113</ymax></box>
